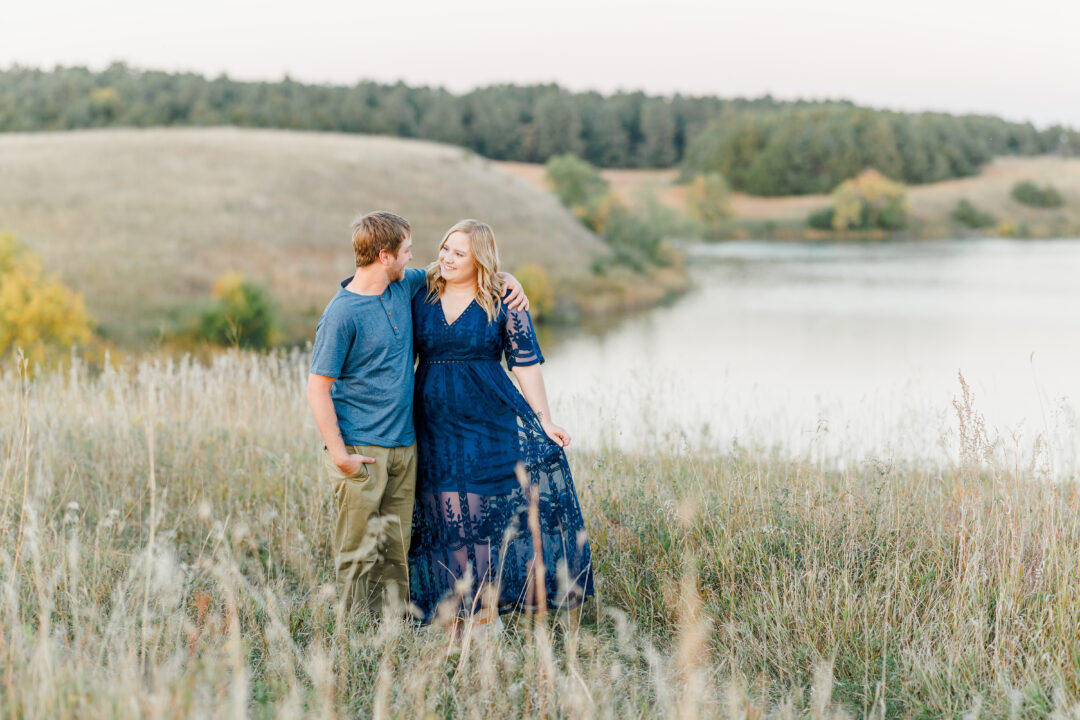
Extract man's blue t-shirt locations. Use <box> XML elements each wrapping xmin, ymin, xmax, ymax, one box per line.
<box><xmin>310</xmin><ymin>267</ymin><xmax>426</xmax><ymax>447</ymax></box>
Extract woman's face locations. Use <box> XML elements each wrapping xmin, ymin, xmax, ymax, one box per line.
<box><xmin>439</xmin><ymin>231</ymin><xmax>476</xmax><ymax>284</ymax></box>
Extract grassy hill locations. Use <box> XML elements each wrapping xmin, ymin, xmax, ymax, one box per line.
<box><xmin>499</xmin><ymin>156</ymin><xmax>1080</xmax><ymax>234</ymax></box>
<box><xmin>0</xmin><ymin>128</ymin><xmax>616</xmax><ymax>345</ymax></box>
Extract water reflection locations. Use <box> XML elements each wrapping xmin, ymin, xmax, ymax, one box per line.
<box><xmin>541</xmin><ymin>239</ymin><xmax>1080</xmax><ymax>478</ymax></box>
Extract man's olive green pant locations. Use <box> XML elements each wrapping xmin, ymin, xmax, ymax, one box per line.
<box><xmin>323</xmin><ymin>443</ymin><xmax>416</xmax><ymax>618</ymax></box>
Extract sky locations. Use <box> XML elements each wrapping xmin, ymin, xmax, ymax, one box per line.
<box><xmin>5</xmin><ymin>0</ymin><xmax>1079</xmax><ymax>127</ymax></box>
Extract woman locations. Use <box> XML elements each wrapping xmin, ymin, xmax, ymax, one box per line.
<box><xmin>408</xmin><ymin>219</ymin><xmax>594</xmax><ymax>624</ymax></box>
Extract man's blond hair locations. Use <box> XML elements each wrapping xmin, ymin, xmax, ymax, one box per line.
<box><xmin>351</xmin><ymin>211</ymin><xmax>411</xmax><ymax>267</ymax></box>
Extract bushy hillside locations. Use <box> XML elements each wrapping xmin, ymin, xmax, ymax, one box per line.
<box><xmin>501</xmin><ymin>156</ymin><xmax>1080</xmax><ymax>232</ymax></box>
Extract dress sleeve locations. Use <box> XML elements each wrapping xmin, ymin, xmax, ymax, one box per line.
<box><xmin>502</xmin><ymin>300</ymin><xmax>545</xmax><ymax>370</ymax></box>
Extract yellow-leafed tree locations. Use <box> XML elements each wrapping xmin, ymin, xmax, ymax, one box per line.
<box><xmin>831</xmin><ymin>169</ymin><xmax>909</xmax><ymax>231</ymax></box>
<box><xmin>685</xmin><ymin>172</ymin><xmax>733</xmax><ymax>236</ymax></box>
<box><xmin>510</xmin><ymin>264</ymin><xmax>554</xmax><ymax>322</ymax></box>
<box><xmin>0</xmin><ymin>233</ymin><xmax>93</xmax><ymax>368</ymax></box>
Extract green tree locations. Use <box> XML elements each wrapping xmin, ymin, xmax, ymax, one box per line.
<box><xmin>530</xmin><ymin>89</ymin><xmax>583</xmax><ymax>161</ymax></box>
<box><xmin>462</xmin><ymin>89</ymin><xmax>522</xmax><ymax>159</ymax></box>
<box><xmin>951</xmin><ymin>199</ymin><xmax>996</xmax><ymax>229</ymax></box>
<box><xmin>853</xmin><ymin>110</ymin><xmax>903</xmax><ymax>181</ymax></box>
<box><xmin>603</xmin><ymin>195</ymin><xmax>684</xmax><ymax>269</ymax></box>
<box><xmin>639</xmin><ymin>100</ymin><xmax>677</xmax><ymax>167</ymax></box>
<box><xmin>806</xmin><ymin>207</ymin><xmax>836</xmax><ymax>230</ymax></box>
<box><xmin>377</xmin><ymin>84</ymin><xmax>419</xmax><ymax>137</ymax></box>
<box><xmin>0</xmin><ymin>65</ymin><xmax>1073</xmax><ymax>175</ymax></box>
<box><xmin>197</xmin><ymin>272</ymin><xmax>279</xmax><ymax>349</ymax></box>
<box><xmin>417</xmin><ymin>90</ymin><xmax>466</xmax><ymax>145</ymax></box>
<box><xmin>579</xmin><ymin>96</ymin><xmax>631</xmax><ymax>167</ymax></box>
<box><xmin>1011</xmin><ymin>181</ymin><xmax>1064</xmax><ymax>208</ymax></box>
<box><xmin>680</xmin><ymin>114</ymin><xmax>772</xmax><ymax>190</ymax></box>
<box><xmin>544</xmin><ymin>153</ymin><xmax>609</xmax><ymax>209</ymax></box>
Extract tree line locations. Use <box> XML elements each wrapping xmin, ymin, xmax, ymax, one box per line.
<box><xmin>2</xmin><ymin>63</ymin><xmax>1077</xmax><ymax>196</ymax></box>
<box><xmin>679</xmin><ymin>107</ymin><xmax>1080</xmax><ymax>196</ymax></box>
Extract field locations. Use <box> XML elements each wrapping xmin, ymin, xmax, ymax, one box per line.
<box><xmin>0</xmin><ymin>128</ymin><xmax>613</xmax><ymax>344</ymax></box>
<box><xmin>2</xmin><ymin>353</ymin><xmax>1080</xmax><ymax>718</ymax></box>
<box><xmin>498</xmin><ymin>156</ymin><xmax>1080</xmax><ymax>229</ymax></box>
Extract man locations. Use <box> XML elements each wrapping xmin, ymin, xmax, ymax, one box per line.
<box><xmin>307</xmin><ymin>210</ymin><xmax>528</xmax><ymax>618</ymax></box>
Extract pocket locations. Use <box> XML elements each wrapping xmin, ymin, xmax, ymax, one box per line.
<box><xmin>346</xmin><ymin>461</ymin><xmax>371</xmax><ymax>481</ymax></box>
<box><xmin>324</xmin><ymin>449</ymin><xmax>371</xmax><ymax>482</ymax></box>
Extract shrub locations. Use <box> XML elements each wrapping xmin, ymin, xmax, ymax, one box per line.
<box><xmin>995</xmin><ymin>219</ymin><xmax>1029</xmax><ymax>238</ymax></box>
<box><xmin>830</xmin><ymin>169</ymin><xmax>909</xmax><ymax>231</ymax></box>
<box><xmin>684</xmin><ymin>172</ymin><xmax>733</xmax><ymax>236</ymax></box>
<box><xmin>602</xmin><ymin>208</ymin><xmax>654</xmax><ymax>272</ymax></box>
<box><xmin>951</xmin><ymin>199</ymin><xmax>996</xmax><ymax>229</ymax></box>
<box><xmin>544</xmin><ymin>153</ymin><xmax>609</xmax><ymax>210</ymax></box>
<box><xmin>806</xmin><ymin>207</ymin><xmax>835</xmax><ymax>230</ymax></box>
<box><xmin>602</xmin><ymin>195</ymin><xmax>688</xmax><ymax>270</ymax></box>
<box><xmin>197</xmin><ymin>272</ymin><xmax>279</xmax><ymax>349</ymax></box>
<box><xmin>579</xmin><ymin>192</ymin><xmax>624</xmax><ymax>235</ymax></box>
<box><xmin>1011</xmin><ymin>180</ymin><xmax>1064</xmax><ymax>208</ymax></box>
<box><xmin>511</xmin><ymin>264</ymin><xmax>554</xmax><ymax>322</ymax></box>
<box><xmin>0</xmin><ymin>232</ymin><xmax>93</xmax><ymax>369</ymax></box>
<box><xmin>547</xmin><ymin>154</ymin><xmax>687</xmax><ymax>271</ymax></box>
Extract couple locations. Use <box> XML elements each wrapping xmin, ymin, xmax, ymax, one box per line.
<box><xmin>307</xmin><ymin>211</ymin><xmax>593</xmax><ymax>625</ymax></box>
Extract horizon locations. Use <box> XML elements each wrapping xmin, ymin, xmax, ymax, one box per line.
<box><xmin>6</xmin><ymin>0</ymin><xmax>1079</xmax><ymax>129</ymax></box>
<box><xmin>3</xmin><ymin>60</ymin><xmax>1074</xmax><ymax>134</ymax></box>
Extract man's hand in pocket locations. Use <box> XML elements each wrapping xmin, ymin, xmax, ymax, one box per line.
<box><xmin>336</xmin><ymin>453</ymin><xmax>375</xmax><ymax>476</ymax></box>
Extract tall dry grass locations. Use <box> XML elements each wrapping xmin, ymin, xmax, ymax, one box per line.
<box><xmin>1</xmin><ymin>350</ymin><xmax>1079</xmax><ymax>718</ymax></box>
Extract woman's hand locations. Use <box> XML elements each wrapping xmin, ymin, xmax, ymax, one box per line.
<box><xmin>541</xmin><ymin>420</ymin><xmax>571</xmax><ymax>448</ymax></box>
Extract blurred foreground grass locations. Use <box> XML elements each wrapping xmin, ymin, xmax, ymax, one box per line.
<box><xmin>2</xmin><ymin>351</ymin><xmax>1079</xmax><ymax>718</ymax></box>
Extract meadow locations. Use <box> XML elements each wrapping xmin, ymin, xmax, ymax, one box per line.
<box><xmin>2</xmin><ymin>350</ymin><xmax>1079</xmax><ymax>718</ymax></box>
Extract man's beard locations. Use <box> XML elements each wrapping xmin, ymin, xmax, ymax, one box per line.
<box><xmin>389</xmin><ymin>265</ymin><xmax>405</xmax><ymax>282</ymax></box>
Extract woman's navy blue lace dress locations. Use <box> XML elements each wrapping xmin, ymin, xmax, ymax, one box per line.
<box><xmin>408</xmin><ymin>291</ymin><xmax>594</xmax><ymax>622</ymax></box>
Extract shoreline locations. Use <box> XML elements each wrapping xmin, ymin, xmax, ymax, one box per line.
<box><xmin>497</xmin><ymin>155</ymin><xmax>1080</xmax><ymax>243</ymax></box>
<box><xmin>562</xmin><ymin>263</ymin><xmax>691</xmax><ymax>321</ymax></box>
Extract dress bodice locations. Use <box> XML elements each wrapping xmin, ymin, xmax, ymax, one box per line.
<box><xmin>412</xmin><ymin>293</ymin><xmax>543</xmax><ymax>368</ymax></box>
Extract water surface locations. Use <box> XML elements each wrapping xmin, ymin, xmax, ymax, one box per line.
<box><xmin>541</xmin><ymin>239</ymin><xmax>1080</xmax><ymax>476</ymax></box>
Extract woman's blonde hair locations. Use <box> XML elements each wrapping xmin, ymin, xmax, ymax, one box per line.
<box><xmin>425</xmin><ymin>219</ymin><xmax>503</xmax><ymax>321</ymax></box>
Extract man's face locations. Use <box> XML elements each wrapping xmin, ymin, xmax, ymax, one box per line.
<box><xmin>385</xmin><ymin>234</ymin><xmax>413</xmax><ymax>282</ymax></box>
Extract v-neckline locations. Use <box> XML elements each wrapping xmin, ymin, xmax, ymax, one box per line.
<box><xmin>439</xmin><ymin>296</ymin><xmax>475</xmax><ymax>328</ymax></box>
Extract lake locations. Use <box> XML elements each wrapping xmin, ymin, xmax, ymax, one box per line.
<box><xmin>542</xmin><ymin>239</ymin><xmax>1080</xmax><ymax>478</ymax></box>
